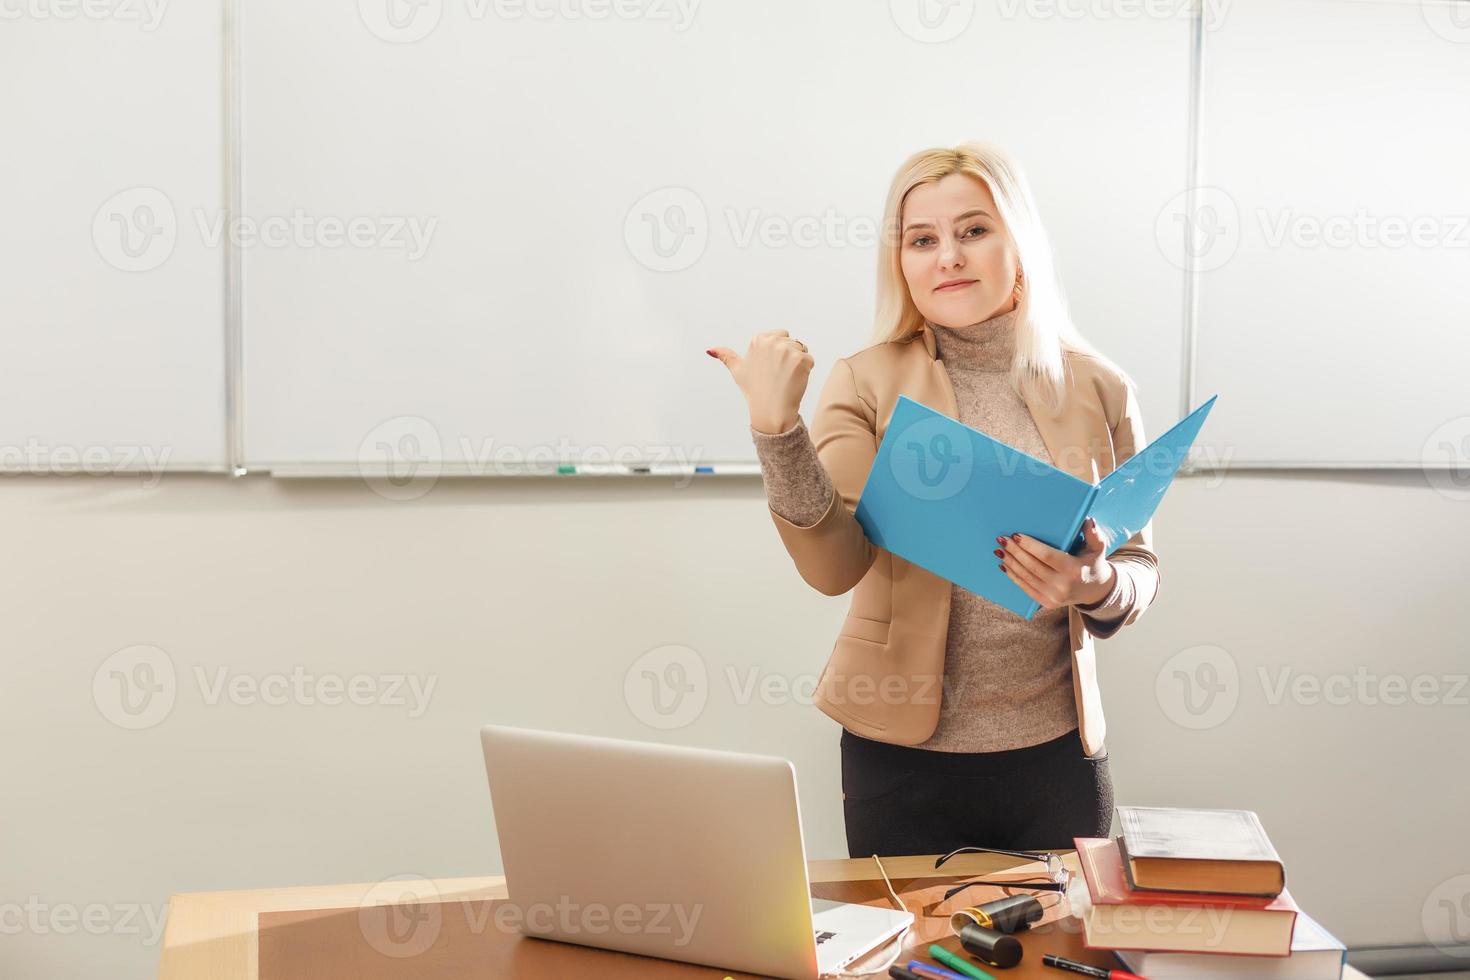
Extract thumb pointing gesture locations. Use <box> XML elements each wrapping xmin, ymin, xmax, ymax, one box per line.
<box><xmin>707</xmin><ymin>346</ymin><xmax>742</xmax><ymax>378</ymax></box>
<box><xmin>707</xmin><ymin>330</ymin><xmax>814</xmax><ymax>435</ymax></box>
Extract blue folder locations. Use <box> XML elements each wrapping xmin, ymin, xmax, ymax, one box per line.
<box><xmin>854</xmin><ymin>394</ymin><xmax>1218</xmax><ymax>619</ymax></box>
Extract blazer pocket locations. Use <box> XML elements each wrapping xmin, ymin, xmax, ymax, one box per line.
<box><xmin>838</xmin><ymin>615</ymin><xmax>890</xmax><ymax>645</ymax></box>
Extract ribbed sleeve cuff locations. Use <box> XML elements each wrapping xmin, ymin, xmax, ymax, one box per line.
<box><xmin>1075</xmin><ymin>560</ymin><xmax>1135</xmax><ymax>638</ymax></box>
<box><xmin>750</xmin><ymin>417</ymin><xmax>834</xmax><ymax>529</ymax></box>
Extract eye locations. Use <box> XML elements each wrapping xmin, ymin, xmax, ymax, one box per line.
<box><xmin>962</xmin><ymin>224</ymin><xmax>987</xmax><ymax>238</ymax></box>
<box><xmin>909</xmin><ymin>235</ymin><xmax>934</xmax><ymax>248</ymax></box>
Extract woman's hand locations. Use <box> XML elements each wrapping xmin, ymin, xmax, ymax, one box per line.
<box><xmin>708</xmin><ymin>330</ymin><xmax>814</xmax><ymax>434</ymax></box>
<box><xmin>995</xmin><ymin>517</ymin><xmax>1115</xmax><ymax>610</ymax></box>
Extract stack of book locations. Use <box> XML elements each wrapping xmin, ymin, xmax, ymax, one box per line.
<box><xmin>1070</xmin><ymin>806</ymin><xmax>1347</xmax><ymax>979</ymax></box>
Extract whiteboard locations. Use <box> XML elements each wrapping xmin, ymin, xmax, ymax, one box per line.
<box><xmin>241</xmin><ymin>1</ymin><xmax>1189</xmax><ymax>472</ymax></box>
<box><xmin>1190</xmin><ymin>0</ymin><xmax>1470</xmax><ymax>468</ymax></box>
<box><xmin>0</xmin><ymin>5</ymin><xmax>228</xmax><ymax>473</ymax></box>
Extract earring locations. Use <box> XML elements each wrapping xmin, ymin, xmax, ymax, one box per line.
<box><xmin>1012</xmin><ymin>268</ymin><xmax>1025</xmax><ymax>299</ymax></box>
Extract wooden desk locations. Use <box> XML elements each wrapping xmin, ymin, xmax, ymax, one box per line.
<box><xmin>159</xmin><ymin>852</ymin><xmax>1371</xmax><ymax>979</ymax></box>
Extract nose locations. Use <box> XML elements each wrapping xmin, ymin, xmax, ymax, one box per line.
<box><xmin>937</xmin><ymin>234</ymin><xmax>963</xmax><ymax>271</ymax></box>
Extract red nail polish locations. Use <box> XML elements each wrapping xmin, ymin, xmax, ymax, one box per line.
<box><xmin>706</xmin><ymin>349</ymin><xmax>717</xmax><ymax>358</ymax></box>
<box><xmin>1010</xmin><ymin>533</ymin><xmax>1020</xmax><ymax>542</ymax></box>
<box><xmin>993</xmin><ymin>549</ymin><xmax>1003</xmax><ymax>558</ymax></box>
<box><xmin>998</xmin><ymin>563</ymin><xmax>1006</xmax><ymax>572</ymax></box>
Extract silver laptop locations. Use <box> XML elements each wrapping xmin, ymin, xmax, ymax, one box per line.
<box><xmin>480</xmin><ymin>724</ymin><xmax>914</xmax><ymax>979</ymax></box>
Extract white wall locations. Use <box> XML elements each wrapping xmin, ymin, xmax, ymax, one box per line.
<box><xmin>2</xmin><ymin>465</ymin><xmax>1465</xmax><ymax>979</ymax></box>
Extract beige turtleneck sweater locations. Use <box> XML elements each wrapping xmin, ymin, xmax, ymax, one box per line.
<box><xmin>750</xmin><ymin>307</ymin><xmax>1135</xmax><ymax>753</ymax></box>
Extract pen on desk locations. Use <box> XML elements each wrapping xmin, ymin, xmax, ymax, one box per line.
<box><xmin>904</xmin><ymin>959</ymin><xmax>971</xmax><ymax>980</ymax></box>
<box><xmin>887</xmin><ymin>967</ymin><xmax>927</xmax><ymax>980</ymax></box>
<box><xmin>1041</xmin><ymin>953</ymin><xmax>1149</xmax><ymax>980</ymax></box>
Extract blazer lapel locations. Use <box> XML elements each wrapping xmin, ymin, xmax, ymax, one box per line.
<box><xmin>1021</xmin><ymin>382</ymin><xmax>1101</xmax><ymax>486</ymax></box>
<box><xmin>916</xmin><ymin>320</ymin><xmax>1100</xmax><ymax>486</ymax></box>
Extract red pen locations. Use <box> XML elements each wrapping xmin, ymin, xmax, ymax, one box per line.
<box><xmin>1042</xmin><ymin>953</ymin><xmax>1149</xmax><ymax>980</ymax></box>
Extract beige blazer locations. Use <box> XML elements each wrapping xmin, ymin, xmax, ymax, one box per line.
<box><xmin>767</xmin><ymin>320</ymin><xmax>1160</xmax><ymax>757</ymax></box>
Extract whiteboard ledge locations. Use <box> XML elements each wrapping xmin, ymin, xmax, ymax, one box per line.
<box><xmin>259</xmin><ymin>462</ymin><xmax>765</xmax><ymax>478</ymax></box>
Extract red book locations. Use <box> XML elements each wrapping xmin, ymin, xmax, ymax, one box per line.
<box><xmin>1072</xmin><ymin>837</ymin><xmax>1299</xmax><ymax>956</ymax></box>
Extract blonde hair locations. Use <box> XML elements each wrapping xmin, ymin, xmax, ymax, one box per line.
<box><xmin>871</xmin><ymin>141</ymin><xmax>1132</xmax><ymax>414</ymax></box>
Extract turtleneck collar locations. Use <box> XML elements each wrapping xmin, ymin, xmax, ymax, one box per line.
<box><xmin>926</xmin><ymin>305</ymin><xmax>1019</xmax><ymax>371</ymax></box>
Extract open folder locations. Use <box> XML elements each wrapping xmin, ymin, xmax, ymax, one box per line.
<box><xmin>853</xmin><ymin>394</ymin><xmax>1217</xmax><ymax>620</ymax></box>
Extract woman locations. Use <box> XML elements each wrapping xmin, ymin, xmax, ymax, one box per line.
<box><xmin>708</xmin><ymin>142</ymin><xmax>1160</xmax><ymax>858</ymax></box>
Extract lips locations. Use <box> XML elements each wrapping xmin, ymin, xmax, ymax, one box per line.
<box><xmin>935</xmin><ymin>279</ymin><xmax>976</xmax><ymax>292</ymax></box>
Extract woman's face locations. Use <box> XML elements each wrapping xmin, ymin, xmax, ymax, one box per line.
<box><xmin>898</xmin><ymin>172</ymin><xmax>1019</xmax><ymax>328</ymax></box>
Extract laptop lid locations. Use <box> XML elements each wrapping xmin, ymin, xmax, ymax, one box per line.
<box><xmin>480</xmin><ymin>724</ymin><xmax>835</xmax><ymax>979</ymax></box>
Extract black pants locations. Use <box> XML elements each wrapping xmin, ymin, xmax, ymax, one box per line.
<box><xmin>840</xmin><ymin>727</ymin><xmax>1113</xmax><ymax>857</ymax></box>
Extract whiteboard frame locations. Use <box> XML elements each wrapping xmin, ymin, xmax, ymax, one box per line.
<box><xmin>115</xmin><ymin>0</ymin><xmax>1461</xmax><ymax>477</ymax></box>
<box><xmin>1178</xmin><ymin>0</ymin><xmax>1467</xmax><ymax>474</ymax></box>
<box><xmin>225</xmin><ymin>0</ymin><xmax>246</xmax><ymax>477</ymax></box>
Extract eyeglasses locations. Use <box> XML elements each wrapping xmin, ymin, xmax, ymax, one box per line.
<box><xmin>926</xmin><ymin>846</ymin><xmax>1073</xmax><ymax>913</ymax></box>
